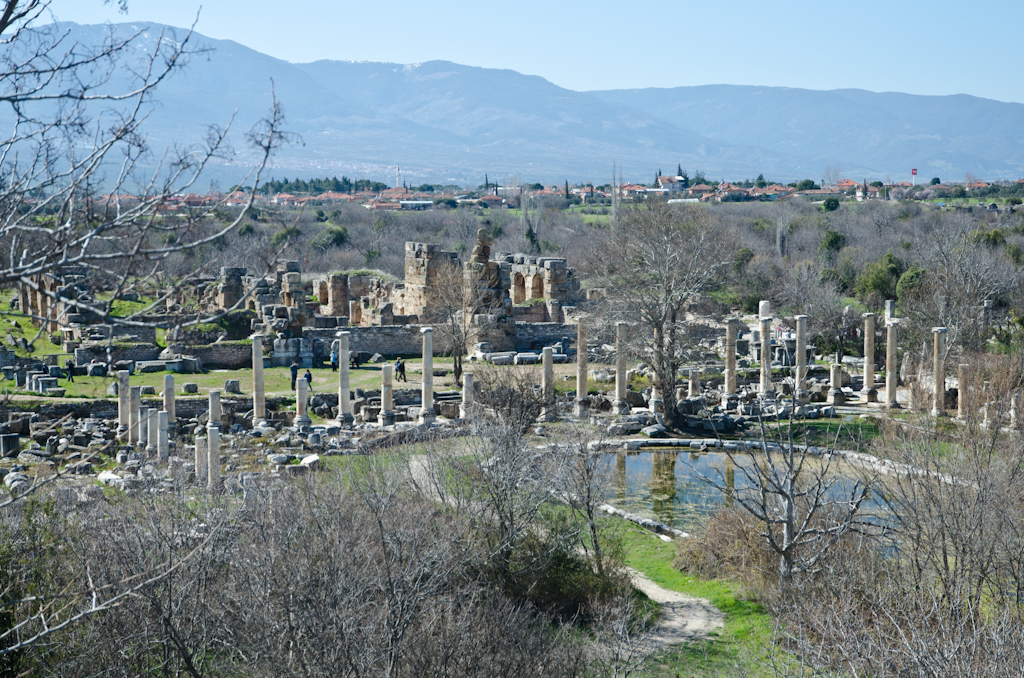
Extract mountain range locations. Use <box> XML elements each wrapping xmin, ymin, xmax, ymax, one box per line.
<box><xmin>31</xmin><ymin>22</ymin><xmax>1024</xmax><ymax>186</ymax></box>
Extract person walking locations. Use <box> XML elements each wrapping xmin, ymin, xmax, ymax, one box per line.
<box><xmin>330</xmin><ymin>350</ymin><xmax>338</xmax><ymax>372</ymax></box>
<box><xmin>290</xmin><ymin>361</ymin><xmax>300</xmax><ymax>390</ymax></box>
<box><xmin>65</xmin><ymin>358</ymin><xmax>75</xmax><ymax>383</ymax></box>
<box><xmin>304</xmin><ymin>369</ymin><xmax>314</xmax><ymax>393</ymax></box>
<box><xmin>396</xmin><ymin>357</ymin><xmax>407</xmax><ymax>382</ymax></box>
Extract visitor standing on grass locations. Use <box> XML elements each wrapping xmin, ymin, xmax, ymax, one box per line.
<box><xmin>396</xmin><ymin>357</ymin><xmax>407</xmax><ymax>382</ymax></box>
<box><xmin>330</xmin><ymin>350</ymin><xmax>338</xmax><ymax>372</ymax></box>
<box><xmin>305</xmin><ymin>369</ymin><xmax>313</xmax><ymax>392</ymax></box>
<box><xmin>290</xmin><ymin>361</ymin><xmax>300</xmax><ymax>390</ymax></box>
<box><xmin>65</xmin><ymin>358</ymin><xmax>75</xmax><ymax>383</ymax></box>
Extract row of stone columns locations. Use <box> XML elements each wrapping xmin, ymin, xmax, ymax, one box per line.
<box><xmin>710</xmin><ymin>300</ymin><xmax>924</xmax><ymax>411</ymax></box>
<box><xmin>115</xmin><ymin>370</ymin><xmax>172</xmax><ymax>458</ymax></box>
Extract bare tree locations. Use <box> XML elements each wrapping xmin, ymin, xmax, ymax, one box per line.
<box><xmin>422</xmin><ymin>258</ymin><xmax>501</xmax><ymax>383</ymax></box>
<box><xmin>585</xmin><ymin>201</ymin><xmax>730</xmax><ymax>427</ymax></box>
<box><xmin>698</xmin><ymin>419</ymin><xmax>876</xmax><ymax>581</ymax></box>
<box><xmin>0</xmin><ymin>0</ymin><xmax>286</xmax><ymax>657</ymax></box>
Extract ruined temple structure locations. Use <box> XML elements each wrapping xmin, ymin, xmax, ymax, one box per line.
<box><xmin>191</xmin><ymin>230</ymin><xmax>583</xmax><ymax>360</ymax></box>
<box><xmin>27</xmin><ymin>231</ymin><xmax>582</xmax><ymax>373</ymax></box>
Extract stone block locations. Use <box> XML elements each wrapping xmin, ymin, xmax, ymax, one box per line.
<box><xmin>224</xmin><ymin>379</ymin><xmax>241</xmax><ymax>394</ymax></box>
<box><xmin>182</xmin><ymin>383</ymin><xmax>198</xmax><ymax>394</ymax></box>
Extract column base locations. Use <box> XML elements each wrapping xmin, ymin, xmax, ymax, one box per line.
<box><xmin>828</xmin><ymin>389</ymin><xmax>846</xmax><ymax>405</ymax></box>
<box><xmin>861</xmin><ymin>388</ymin><xmax>878</xmax><ymax>403</ymax></box>
<box><xmin>612</xmin><ymin>400</ymin><xmax>630</xmax><ymax>416</ymax></box>
<box><xmin>931</xmin><ymin>409</ymin><xmax>944</xmax><ymax>417</ymax></box>
<box><xmin>539</xmin><ymin>406</ymin><xmax>557</xmax><ymax>422</ymax></box>
<box><xmin>723</xmin><ymin>369</ymin><xmax>736</xmax><ymax>397</ymax></box>
<box><xmin>295</xmin><ymin>415</ymin><xmax>312</xmax><ymax>427</ymax></box>
<box><xmin>797</xmin><ymin>390</ymin><xmax>810</xmax><ymax>405</ymax></box>
<box><xmin>885</xmin><ymin>401</ymin><xmax>901</xmax><ymax>409</ymax></box>
<box><xmin>459</xmin><ymin>405</ymin><xmax>472</xmax><ymax>419</ymax></box>
<box><xmin>338</xmin><ymin>413</ymin><xmax>354</xmax><ymax>428</ymax></box>
<box><xmin>377</xmin><ymin>410</ymin><xmax>395</xmax><ymax>427</ymax></box>
<box><xmin>573</xmin><ymin>399</ymin><xmax>590</xmax><ymax>417</ymax></box>
<box><xmin>418</xmin><ymin>411</ymin><xmax>436</xmax><ymax>425</ymax></box>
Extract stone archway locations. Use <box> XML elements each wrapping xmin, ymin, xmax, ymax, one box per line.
<box><xmin>530</xmin><ymin>273</ymin><xmax>544</xmax><ymax>299</ymax></box>
<box><xmin>513</xmin><ymin>272</ymin><xmax>526</xmax><ymax>304</ymax></box>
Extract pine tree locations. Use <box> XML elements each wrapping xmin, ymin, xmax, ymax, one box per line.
<box><xmin>565</xmin><ymin>180</ymin><xmax>569</xmax><ymax>199</ymax></box>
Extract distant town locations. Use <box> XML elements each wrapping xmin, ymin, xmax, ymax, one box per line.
<box><xmin>107</xmin><ymin>170</ymin><xmax>1024</xmax><ymax>213</ymax></box>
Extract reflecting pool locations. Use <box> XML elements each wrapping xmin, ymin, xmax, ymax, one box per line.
<box><xmin>600</xmin><ymin>449</ymin><xmax>883</xmax><ymax>532</ymax></box>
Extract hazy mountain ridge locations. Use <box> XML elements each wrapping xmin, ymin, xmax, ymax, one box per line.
<box><xmin>24</xmin><ymin>22</ymin><xmax>1024</xmax><ymax>184</ymax></box>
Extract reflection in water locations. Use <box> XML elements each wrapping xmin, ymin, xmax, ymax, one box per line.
<box><xmin>649</xmin><ymin>452</ymin><xmax>677</xmax><ymax>518</ymax></box>
<box><xmin>615</xmin><ymin>451</ymin><xmax>626</xmax><ymax>501</ymax></box>
<box><xmin>601</xmin><ymin>450</ymin><xmax>881</xmax><ymax>532</ymax></box>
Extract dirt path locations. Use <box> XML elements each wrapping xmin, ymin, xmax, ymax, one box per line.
<box><xmin>627</xmin><ymin>567</ymin><xmax>724</xmax><ymax>645</ymax></box>
<box><xmin>408</xmin><ymin>453</ymin><xmax>724</xmax><ymax>646</ymax></box>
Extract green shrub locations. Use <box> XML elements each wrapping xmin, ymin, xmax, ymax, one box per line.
<box><xmin>896</xmin><ymin>266</ymin><xmax>926</xmax><ymax>299</ymax></box>
<box><xmin>856</xmin><ymin>252</ymin><xmax>906</xmax><ymax>304</ymax></box>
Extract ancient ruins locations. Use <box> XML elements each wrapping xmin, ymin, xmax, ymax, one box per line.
<box><xmin>2</xmin><ymin>219</ymin><xmax>1019</xmax><ymax>498</ymax></box>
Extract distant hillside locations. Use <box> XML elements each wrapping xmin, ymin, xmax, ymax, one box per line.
<box><xmin>21</xmin><ymin>22</ymin><xmax>1024</xmax><ymax>185</ymax></box>
<box><xmin>589</xmin><ymin>85</ymin><xmax>1024</xmax><ymax>183</ymax></box>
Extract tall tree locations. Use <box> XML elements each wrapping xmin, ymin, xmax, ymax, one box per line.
<box><xmin>585</xmin><ymin>202</ymin><xmax>730</xmax><ymax>427</ymax></box>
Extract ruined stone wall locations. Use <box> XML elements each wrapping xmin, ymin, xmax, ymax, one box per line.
<box><xmin>495</xmin><ymin>254</ymin><xmax>581</xmax><ymax>305</ymax></box>
<box><xmin>188</xmin><ymin>342</ymin><xmax>253</xmax><ymax>369</ymax></box>
<box><xmin>303</xmin><ymin>326</ymin><xmax>431</xmax><ymax>356</ymax></box>
<box><xmin>401</xmin><ymin>242</ymin><xmax>459</xmax><ymax>317</ymax></box>
<box><xmin>514</xmin><ymin>322</ymin><xmax>578</xmax><ymax>351</ymax></box>
<box><xmin>74</xmin><ymin>343</ymin><xmax>161</xmax><ymax>366</ymax></box>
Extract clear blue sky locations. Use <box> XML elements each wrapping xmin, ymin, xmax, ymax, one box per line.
<box><xmin>49</xmin><ymin>0</ymin><xmax>1024</xmax><ymax>103</ymax></box>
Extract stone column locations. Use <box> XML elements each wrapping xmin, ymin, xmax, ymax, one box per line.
<box><xmin>932</xmin><ymin>327</ymin><xmax>948</xmax><ymax>417</ymax></box>
<box><xmin>957</xmin><ymin>363</ymin><xmax>970</xmax><ymax>419</ymax></box>
<box><xmin>861</xmin><ymin>313</ymin><xmax>878</xmax><ymax>403</ymax></box>
<box><xmin>349</xmin><ymin>299</ymin><xmax>362</xmax><ymax>326</ymax></box>
<box><xmin>884</xmin><ymin>299</ymin><xmax>896</xmax><ymax>323</ymax></box>
<box><xmin>724</xmin><ymin>318</ymin><xmax>740</xmax><ymax>395</ymax></box>
<box><xmin>163</xmin><ymin>374</ymin><xmax>175</xmax><ymax>426</ymax></box>
<box><xmin>461</xmin><ymin>372</ymin><xmax>474</xmax><ymax>419</ymax></box>
<box><xmin>139</xmin><ymin>406</ymin><xmax>150</xmax><ymax>451</ymax></box>
<box><xmin>295</xmin><ymin>379</ymin><xmax>311</xmax><ymax>427</ymax></box>
<box><xmin>795</xmin><ymin>315</ymin><xmax>808</xmax><ymax>401</ymax></box>
<box><xmin>574</xmin><ymin>318</ymin><xmax>589</xmax><ymax>417</ymax></box>
<box><xmin>758</xmin><ymin>300</ymin><xmax>771</xmax><ymax>319</ymax></box>
<box><xmin>419</xmin><ymin>327</ymin><xmax>435</xmax><ymax>424</ymax></box>
<box><xmin>208</xmin><ymin>390</ymin><xmax>222</xmax><ymax>430</ymax></box>
<box><xmin>885</xmin><ymin>320</ymin><xmax>899</xmax><ymax>408</ymax></box>
<box><xmin>760</xmin><ymin>317</ymin><xmax>773</xmax><ymax>394</ymax></box>
<box><xmin>194</xmin><ymin>436</ymin><xmax>207</xmax><ymax>485</ymax></box>
<box><xmin>157</xmin><ymin>411</ymin><xmax>169</xmax><ymax>460</ymax></box>
<box><xmin>147</xmin><ymin>408</ymin><xmax>158</xmax><ymax>455</ymax></box>
<box><xmin>337</xmin><ymin>331</ymin><xmax>353</xmax><ymax>427</ymax></box>
<box><xmin>252</xmin><ymin>334</ymin><xmax>266</xmax><ymax>426</ymax></box>
<box><xmin>1011</xmin><ymin>392</ymin><xmax>1020</xmax><ymax>429</ymax></box>
<box><xmin>612</xmin><ymin>322</ymin><xmax>630</xmax><ymax>415</ymax></box>
<box><xmin>206</xmin><ymin>422</ymin><xmax>220</xmax><ymax>490</ymax></box>
<box><xmin>378</xmin><ymin>364</ymin><xmax>395</xmax><ymax>426</ymax></box>
<box><xmin>688</xmin><ymin>369</ymin><xmax>699</xmax><ymax>398</ymax></box>
<box><xmin>129</xmin><ymin>386</ymin><xmax>141</xmax><ymax>443</ymax></box>
<box><xmin>541</xmin><ymin>346</ymin><xmax>556</xmax><ymax>421</ymax></box>
<box><xmin>117</xmin><ymin>370</ymin><xmax>130</xmax><ymax>435</ymax></box>
<box><xmin>828</xmin><ymin>364</ymin><xmax>845</xmax><ymax>405</ymax></box>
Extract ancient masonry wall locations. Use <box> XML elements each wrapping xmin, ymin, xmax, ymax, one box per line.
<box><xmin>75</xmin><ymin>343</ymin><xmax>161</xmax><ymax>365</ymax></box>
<box><xmin>515</xmin><ymin>323</ymin><xmax>578</xmax><ymax>351</ymax></box>
<box><xmin>402</xmin><ymin>242</ymin><xmax>459</xmax><ymax>317</ymax></box>
<box><xmin>303</xmin><ymin>326</ymin><xmax>430</xmax><ymax>355</ymax></box>
<box><xmin>74</xmin><ymin>342</ymin><xmax>253</xmax><ymax>369</ymax></box>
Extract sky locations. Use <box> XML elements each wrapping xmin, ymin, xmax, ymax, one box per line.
<box><xmin>48</xmin><ymin>0</ymin><xmax>1024</xmax><ymax>103</ymax></box>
